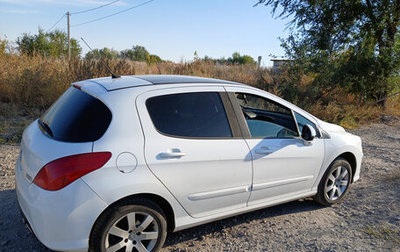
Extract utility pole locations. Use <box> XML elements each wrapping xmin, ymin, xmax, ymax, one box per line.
<box><xmin>257</xmin><ymin>56</ymin><xmax>262</xmax><ymax>69</ymax></box>
<box><xmin>66</xmin><ymin>11</ymin><xmax>71</xmax><ymax>60</ymax></box>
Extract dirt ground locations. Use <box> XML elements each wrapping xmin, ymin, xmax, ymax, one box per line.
<box><xmin>0</xmin><ymin>121</ymin><xmax>399</xmax><ymax>251</ymax></box>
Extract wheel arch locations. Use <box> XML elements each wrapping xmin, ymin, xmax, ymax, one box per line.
<box><xmin>337</xmin><ymin>152</ymin><xmax>357</xmax><ymax>183</ymax></box>
<box><xmin>92</xmin><ymin>193</ymin><xmax>176</xmax><ymax>234</ymax></box>
<box><xmin>313</xmin><ymin>148</ymin><xmax>360</xmax><ymax>191</ymax></box>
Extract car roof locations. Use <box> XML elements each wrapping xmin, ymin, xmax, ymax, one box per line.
<box><xmin>74</xmin><ymin>75</ymin><xmax>241</xmax><ymax>91</ymax></box>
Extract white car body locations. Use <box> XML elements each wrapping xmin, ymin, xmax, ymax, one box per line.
<box><xmin>15</xmin><ymin>75</ymin><xmax>363</xmax><ymax>251</ymax></box>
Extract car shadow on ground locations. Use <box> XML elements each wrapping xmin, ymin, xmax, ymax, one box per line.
<box><xmin>0</xmin><ymin>189</ymin><xmax>324</xmax><ymax>251</ymax></box>
<box><xmin>164</xmin><ymin>199</ymin><xmax>324</xmax><ymax>247</ymax></box>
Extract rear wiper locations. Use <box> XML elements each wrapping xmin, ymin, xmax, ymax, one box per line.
<box><xmin>38</xmin><ymin>120</ymin><xmax>54</xmax><ymax>138</ymax></box>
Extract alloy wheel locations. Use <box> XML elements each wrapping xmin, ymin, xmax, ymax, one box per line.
<box><xmin>105</xmin><ymin>211</ymin><xmax>159</xmax><ymax>252</ymax></box>
<box><xmin>324</xmin><ymin>165</ymin><xmax>350</xmax><ymax>201</ymax></box>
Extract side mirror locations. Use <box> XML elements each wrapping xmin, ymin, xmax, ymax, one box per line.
<box><xmin>301</xmin><ymin>124</ymin><xmax>316</xmax><ymax>141</ymax></box>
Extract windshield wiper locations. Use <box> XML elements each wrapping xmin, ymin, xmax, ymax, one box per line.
<box><xmin>38</xmin><ymin>120</ymin><xmax>54</xmax><ymax>138</ymax></box>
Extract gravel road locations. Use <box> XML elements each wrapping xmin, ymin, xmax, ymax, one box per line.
<box><xmin>1</xmin><ymin>122</ymin><xmax>399</xmax><ymax>251</ymax></box>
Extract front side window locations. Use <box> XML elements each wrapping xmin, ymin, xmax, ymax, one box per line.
<box><xmin>146</xmin><ymin>92</ymin><xmax>232</xmax><ymax>138</ymax></box>
<box><xmin>294</xmin><ymin>112</ymin><xmax>320</xmax><ymax>137</ymax></box>
<box><xmin>235</xmin><ymin>93</ymin><xmax>298</xmax><ymax>138</ymax></box>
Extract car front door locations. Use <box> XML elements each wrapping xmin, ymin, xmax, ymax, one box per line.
<box><xmin>225</xmin><ymin>86</ymin><xmax>324</xmax><ymax>207</ymax></box>
<box><xmin>136</xmin><ymin>86</ymin><xmax>252</xmax><ymax>218</ymax></box>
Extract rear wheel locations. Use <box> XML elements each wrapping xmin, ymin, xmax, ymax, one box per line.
<box><xmin>90</xmin><ymin>198</ymin><xmax>167</xmax><ymax>252</ymax></box>
<box><xmin>314</xmin><ymin>158</ymin><xmax>353</xmax><ymax>206</ymax></box>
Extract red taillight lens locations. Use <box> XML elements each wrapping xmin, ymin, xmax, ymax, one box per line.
<box><xmin>33</xmin><ymin>152</ymin><xmax>111</xmax><ymax>191</ymax></box>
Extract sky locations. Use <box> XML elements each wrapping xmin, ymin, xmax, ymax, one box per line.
<box><xmin>0</xmin><ymin>0</ymin><xmax>290</xmax><ymax>66</ymax></box>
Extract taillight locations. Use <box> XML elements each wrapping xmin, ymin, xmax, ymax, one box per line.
<box><xmin>33</xmin><ymin>152</ymin><xmax>111</xmax><ymax>191</ymax></box>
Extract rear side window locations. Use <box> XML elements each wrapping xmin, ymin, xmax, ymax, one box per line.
<box><xmin>39</xmin><ymin>87</ymin><xmax>112</xmax><ymax>142</ymax></box>
<box><xmin>146</xmin><ymin>92</ymin><xmax>232</xmax><ymax>138</ymax></box>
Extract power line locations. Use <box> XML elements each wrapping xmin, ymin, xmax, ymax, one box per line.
<box><xmin>71</xmin><ymin>0</ymin><xmax>155</xmax><ymax>27</ymax></box>
<box><xmin>46</xmin><ymin>14</ymin><xmax>66</xmax><ymax>32</ymax></box>
<box><xmin>70</xmin><ymin>0</ymin><xmax>120</xmax><ymax>15</ymax></box>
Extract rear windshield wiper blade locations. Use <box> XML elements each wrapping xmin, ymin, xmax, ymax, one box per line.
<box><xmin>38</xmin><ymin>120</ymin><xmax>54</xmax><ymax>138</ymax></box>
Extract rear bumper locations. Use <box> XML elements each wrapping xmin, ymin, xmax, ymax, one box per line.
<box><xmin>18</xmin><ymin>203</ymin><xmax>34</xmax><ymax>235</ymax></box>
<box><xmin>15</xmin><ymin>158</ymin><xmax>108</xmax><ymax>252</ymax></box>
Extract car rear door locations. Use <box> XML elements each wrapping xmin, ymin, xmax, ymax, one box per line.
<box><xmin>136</xmin><ymin>86</ymin><xmax>252</xmax><ymax>218</ymax></box>
<box><xmin>225</xmin><ymin>86</ymin><xmax>324</xmax><ymax>206</ymax></box>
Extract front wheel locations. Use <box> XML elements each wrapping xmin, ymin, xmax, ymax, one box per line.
<box><xmin>314</xmin><ymin>158</ymin><xmax>353</xmax><ymax>206</ymax></box>
<box><xmin>90</xmin><ymin>198</ymin><xmax>167</xmax><ymax>252</ymax></box>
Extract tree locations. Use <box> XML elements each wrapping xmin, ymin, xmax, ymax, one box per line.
<box><xmin>191</xmin><ymin>52</ymin><xmax>256</xmax><ymax>65</ymax></box>
<box><xmin>228</xmin><ymin>52</ymin><xmax>256</xmax><ymax>65</ymax></box>
<box><xmin>121</xmin><ymin>45</ymin><xmax>150</xmax><ymax>62</ymax></box>
<box><xmin>120</xmin><ymin>45</ymin><xmax>163</xmax><ymax>64</ymax></box>
<box><xmin>17</xmin><ymin>28</ymin><xmax>81</xmax><ymax>58</ymax></box>
<box><xmin>256</xmin><ymin>0</ymin><xmax>400</xmax><ymax>104</ymax></box>
<box><xmin>193</xmin><ymin>50</ymin><xmax>199</xmax><ymax>61</ymax></box>
<box><xmin>85</xmin><ymin>47</ymin><xmax>120</xmax><ymax>60</ymax></box>
<box><xmin>146</xmin><ymin>54</ymin><xmax>163</xmax><ymax>64</ymax></box>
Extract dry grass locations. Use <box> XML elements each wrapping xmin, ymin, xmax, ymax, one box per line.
<box><xmin>0</xmin><ymin>117</ymin><xmax>32</xmax><ymax>143</ymax></box>
<box><xmin>0</xmin><ymin>102</ymin><xmax>41</xmax><ymax>143</ymax></box>
<box><xmin>363</xmin><ymin>225</ymin><xmax>400</xmax><ymax>245</ymax></box>
<box><xmin>383</xmin><ymin>168</ymin><xmax>400</xmax><ymax>186</ymax></box>
<box><xmin>0</xmin><ymin>52</ymin><xmax>399</xmax><ymax>143</ymax></box>
<box><xmin>0</xmin><ymin>53</ymin><xmax>266</xmax><ymax>109</ymax></box>
<box><xmin>385</xmin><ymin>94</ymin><xmax>400</xmax><ymax>116</ymax></box>
<box><xmin>309</xmin><ymin>102</ymin><xmax>382</xmax><ymax>129</ymax></box>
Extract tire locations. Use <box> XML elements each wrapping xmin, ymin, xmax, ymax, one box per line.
<box><xmin>89</xmin><ymin>198</ymin><xmax>167</xmax><ymax>252</ymax></box>
<box><xmin>314</xmin><ymin>158</ymin><xmax>353</xmax><ymax>206</ymax></box>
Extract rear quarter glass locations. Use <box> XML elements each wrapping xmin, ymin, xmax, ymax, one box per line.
<box><xmin>39</xmin><ymin>87</ymin><xmax>112</xmax><ymax>142</ymax></box>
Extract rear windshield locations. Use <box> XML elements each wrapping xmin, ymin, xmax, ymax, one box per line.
<box><xmin>39</xmin><ymin>87</ymin><xmax>112</xmax><ymax>142</ymax></box>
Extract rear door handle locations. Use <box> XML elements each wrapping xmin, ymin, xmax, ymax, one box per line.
<box><xmin>159</xmin><ymin>150</ymin><xmax>186</xmax><ymax>159</ymax></box>
<box><xmin>255</xmin><ymin>146</ymin><xmax>273</xmax><ymax>155</ymax></box>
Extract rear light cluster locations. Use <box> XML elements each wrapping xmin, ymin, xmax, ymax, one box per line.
<box><xmin>33</xmin><ymin>152</ymin><xmax>111</xmax><ymax>191</ymax></box>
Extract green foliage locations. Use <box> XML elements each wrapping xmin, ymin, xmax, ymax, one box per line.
<box><xmin>16</xmin><ymin>28</ymin><xmax>81</xmax><ymax>58</ymax></box>
<box><xmin>121</xmin><ymin>45</ymin><xmax>149</xmax><ymax>62</ymax></box>
<box><xmin>85</xmin><ymin>47</ymin><xmax>120</xmax><ymax>60</ymax></box>
<box><xmin>146</xmin><ymin>54</ymin><xmax>163</xmax><ymax>64</ymax></box>
<box><xmin>193</xmin><ymin>50</ymin><xmax>199</xmax><ymax>61</ymax></box>
<box><xmin>257</xmin><ymin>0</ymin><xmax>400</xmax><ymax>104</ymax></box>
<box><xmin>192</xmin><ymin>52</ymin><xmax>256</xmax><ymax>65</ymax></box>
<box><xmin>120</xmin><ymin>45</ymin><xmax>163</xmax><ymax>64</ymax></box>
<box><xmin>15</xmin><ymin>28</ymin><xmax>163</xmax><ymax>65</ymax></box>
<box><xmin>228</xmin><ymin>52</ymin><xmax>256</xmax><ymax>65</ymax></box>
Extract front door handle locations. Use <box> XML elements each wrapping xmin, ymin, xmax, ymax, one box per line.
<box><xmin>158</xmin><ymin>150</ymin><xmax>186</xmax><ymax>159</ymax></box>
<box><xmin>255</xmin><ymin>146</ymin><xmax>273</xmax><ymax>155</ymax></box>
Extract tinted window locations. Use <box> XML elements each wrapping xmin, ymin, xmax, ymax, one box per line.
<box><xmin>294</xmin><ymin>112</ymin><xmax>320</xmax><ymax>137</ymax></box>
<box><xmin>39</xmin><ymin>87</ymin><xmax>112</xmax><ymax>142</ymax></box>
<box><xmin>146</xmin><ymin>92</ymin><xmax>232</xmax><ymax>138</ymax></box>
<box><xmin>235</xmin><ymin>93</ymin><xmax>298</xmax><ymax>138</ymax></box>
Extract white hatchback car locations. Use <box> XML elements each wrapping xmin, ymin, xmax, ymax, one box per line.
<box><xmin>16</xmin><ymin>75</ymin><xmax>363</xmax><ymax>252</ymax></box>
